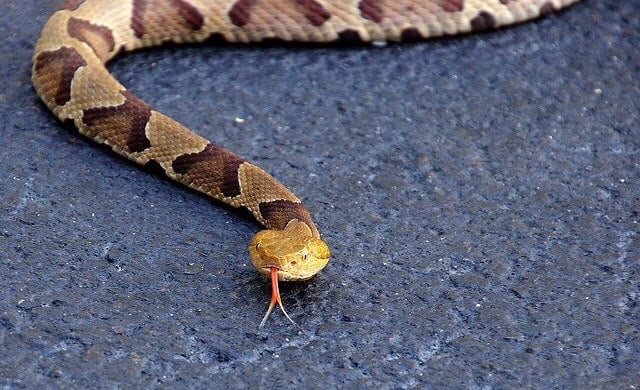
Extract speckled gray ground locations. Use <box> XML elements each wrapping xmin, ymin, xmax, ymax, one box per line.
<box><xmin>1</xmin><ymin>1</ymin><xmax>638</xmax><ymax>388</ymax></box>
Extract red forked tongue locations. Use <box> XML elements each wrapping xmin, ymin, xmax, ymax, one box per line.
<box><xmin>259</xmin><ymin>266</ymin><xmax>296</xmax><ymax>328</ymax></box>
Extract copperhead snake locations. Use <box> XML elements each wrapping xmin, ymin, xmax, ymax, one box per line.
<box><xmin>33</xmin><ymin>0</ymin><xmax>580</xmax><ymax>326</ymax></box>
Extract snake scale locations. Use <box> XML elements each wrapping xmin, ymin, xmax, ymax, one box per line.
<box><xmin>33</xmin><ymin>0</ymin><xmax>580</xmax><ymax>326</ymax></box>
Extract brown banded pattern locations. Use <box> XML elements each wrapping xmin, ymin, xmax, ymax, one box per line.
<box><xmin>228</xmin><ymin>0</ymin><xmax>255</xmax><ymax>27</ymax></box>
<box><xmin>33</xmin><ymin>46</ymin><xmax>87</xmax><ymax>107</ymax></box>
<box><xmin>33</xmin><ymin>0</ymin><xmax>583</xmax><ymax>232</ymax></box>
<box><xmin>132</xmin><ymin>0</ymin><xmax>205</xmax><ymax>41</ymax></box>
<box><xmin>226</xmin><ymin>0</ymin><xmax>338</xmax><ymax>43</ymax></box>
<box><xmin>172</xmin><ymin>143</ymin><xmax>244</xmax><ymax>198</ymax></box>
<box><xmin>259</xmin><ymin>200</ymin><xmax>315</xmax><ymax>232</ymax></box>
<box><xmin>229</xmin><ymin>0</ymin><xmax>330</xmax><ymax>27</ymax></box>
<box><xmin>359</xmin><ymin>0</ymin><xmax>464</xmax><ymax>24</ymax></box>
<box><xmin>67</xmin><ymin>17</ymin><xmax>115</xmax><ymax>61</ymax></box>
<box><xmin>358</xmin><ymin>0</ymin><xmax>384</xmax><ymax>23</ymax></box>
<box><xmin>81</xmin><ymin>91</ymin><xmax>152</xmax><ymax>153</ymax></box>
<box><xmin>294</xmin><ymin>0</ymin><xmax>331</xmax><ymax>27</ymax></box>
<box><xmin>32</xmin><ymin>0</ymin><xmax>582</xmax><ymax>301</ymax></box>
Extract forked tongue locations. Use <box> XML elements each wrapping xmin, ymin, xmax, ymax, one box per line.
<box><xmin>259</xmin><ymin>266</ymin><xmax>296</xmax><ymax>328</ymax></box>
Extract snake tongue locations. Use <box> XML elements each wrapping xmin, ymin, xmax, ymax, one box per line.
<box><xmin>259</xmin><ymin>266</ymin><xmax>296</xmax><ymax>328</ymax></box>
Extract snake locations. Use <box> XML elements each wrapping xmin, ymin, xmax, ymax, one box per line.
<box><xmin>32</xmin><ymin>0</ymin><xmax>581</xmax><ymax>326</ymax></box>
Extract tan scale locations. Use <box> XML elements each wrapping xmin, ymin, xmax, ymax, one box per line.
<box><xmin>33</xmin><ymin>0</ymin><xmax>581</xmax><ymax>327</ymax></box>
<box><xmin>141</xmin><ymin>112</ymin><xmax>211</xmax><ymax>166</ymax></box>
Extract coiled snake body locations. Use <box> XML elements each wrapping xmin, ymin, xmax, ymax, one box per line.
<box><xmin>33</xmin><ymin>0</ymin><xmax>580</xmax><ymax>326</ymax></box>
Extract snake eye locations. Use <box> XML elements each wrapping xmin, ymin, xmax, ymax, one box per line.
<box><xmin>303</xmin><ymin>254</ymin><xmax>308</xmax><ymax>261</ymax></box>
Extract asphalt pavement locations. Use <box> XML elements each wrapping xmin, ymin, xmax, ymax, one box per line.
<box><xmin>1</xmin><ymin>1</ymin><xmax>638</xmax><ymax>388</ymax></box>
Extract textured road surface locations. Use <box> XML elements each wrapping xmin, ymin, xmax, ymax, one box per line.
<box><xmin>1</xmin><ymin>1</ymin><xmax>638</xmax><ymax>388</ymax></box>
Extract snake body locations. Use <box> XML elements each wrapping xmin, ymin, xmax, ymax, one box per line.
<box><xmin>33</xmin><ymin>0</ymin><xmax>580</xmax><ymax>325</ymax></box>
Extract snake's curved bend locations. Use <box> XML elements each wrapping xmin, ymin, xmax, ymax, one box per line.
<box><xmin>33</xmin><ymin>0</ymin><xmax>580</xmax><ymax>326</ymax></box>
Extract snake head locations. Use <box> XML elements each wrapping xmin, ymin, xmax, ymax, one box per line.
<box><xmin>249</xmin><ymin>219</ymin><xmax>330</xmax><ymax>328</ymax></box>
<box><xmin>249</xmin><ymin>219</ymin><xmax>330</xmax><ymax>281</ymax></box>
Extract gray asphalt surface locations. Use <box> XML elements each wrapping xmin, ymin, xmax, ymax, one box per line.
<box><xmin>1</xmin><ymin>1</ymin><xmax>638</xmax><ymax>388</ymax></box>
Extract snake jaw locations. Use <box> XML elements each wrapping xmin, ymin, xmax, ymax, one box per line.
<box><xmin>249</xmin><ymin>220</ymin><xmax>330</xmax><ymax>327</ymax></box>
